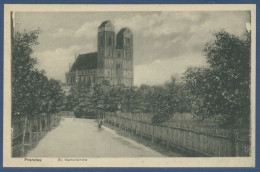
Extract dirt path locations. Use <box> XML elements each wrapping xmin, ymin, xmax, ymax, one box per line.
<box><xmin>27</xmin><ymin>118</ymin><xmax>163</xmax><ymax>157</ymax></box>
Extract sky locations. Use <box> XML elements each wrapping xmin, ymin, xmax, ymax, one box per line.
<box><xmin>14</xmin><ymin>11</ymin><xmax>250</xmax><ymax>86</ymax></box>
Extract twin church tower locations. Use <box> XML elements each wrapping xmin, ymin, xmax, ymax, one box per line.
<box><xmin>66</xmin><ymin>20</ymin><xmax>134</xmax><ymax>88</ymax></box>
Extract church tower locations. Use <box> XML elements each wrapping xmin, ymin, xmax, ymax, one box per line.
<box><xmin>116</xmin><ymin>28</ymin><xmax>133</xmax><ymax>61</ymax></box>
<box><xmin>97</xmin><ymin>20</ymin><xmax>115</xmax><ymax>69</ymax></box>
<box><xmin>116</xmin><ymin>28</ymin><xmax>134</xmax><ymax>87</ymax></box>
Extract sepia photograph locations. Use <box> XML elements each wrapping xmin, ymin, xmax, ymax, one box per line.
<box><xmin>3</xmin><ymin>4</ymin><xmax>256</xmax><ymax>167</ymax></box>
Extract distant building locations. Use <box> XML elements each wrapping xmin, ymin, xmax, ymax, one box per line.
<box><xmin>56</xmin><ymin>80</ymin><xmax>71</xmax><ymax>96</ymax></box>
<box><xmin>66</xmin><ymin>20</ymin><xmax>134</xmax><ymax>88</ymax></box>
<box><xmin>61</xmin><ymin>85</ymin><xmax>71</xmax><ymax>96</ymax></box>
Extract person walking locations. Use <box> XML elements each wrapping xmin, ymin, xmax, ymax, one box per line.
<box><xmin>98</xmin><ymin>120</ymin><xmax>103</xmax><ymax>132</ymax></box>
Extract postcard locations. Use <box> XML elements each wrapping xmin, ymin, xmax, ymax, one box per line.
<box><xmin>3</xmin><ymin>4</ymin><xmax>256</xmax><ymax>167</ymax></box>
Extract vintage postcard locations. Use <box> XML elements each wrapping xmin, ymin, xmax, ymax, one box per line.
<box><xmin>3</xmin><ymin>4</ymin><xmax>256</xmax><ymax>167</ymax></box>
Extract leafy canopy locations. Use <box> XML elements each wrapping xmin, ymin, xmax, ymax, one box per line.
<box><xmin>12</xmin><ymin>29</ymin><xmax>65</xmax><ymax>119</ymax></box>
<box><xmin>184</xmin><ymin>31</ymin><xmax>250</xmax><ymax>128</ymax></box>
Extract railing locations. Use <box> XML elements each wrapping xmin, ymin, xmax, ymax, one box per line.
<box><xmin>11</xmin><ymin>113</ymin><xmax>61</xmax><ymax>157</ymax></box>
<box><xmin>104</xmin><ymin>112</ymin><xmax>250</xmax><ymax>157</ymax></box>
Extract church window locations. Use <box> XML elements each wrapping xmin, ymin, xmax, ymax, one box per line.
<box><xmin>126</xmin><ymin>38</ymin><xmax>130</xmax><ymax>47</ymax></box>
<box><xmin>101</xmin><ymin>35</ymin><xmax>104</xmax><ymax>46</ymax></box>
<box><xmin>108</xmin><ymin>36</ymin><xmax>112</xmax><ymax>46</ymax></box>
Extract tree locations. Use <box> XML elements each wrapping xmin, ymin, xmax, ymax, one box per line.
<box><xmin>184</xmin><ymin>31</ymin><xmax>251</xmax><ymax>128</ymax></box>
<box><xmin>46</xmin><ymin>79</ymin><xmax>64</xmax><ymax>114</ymax></box>
<box><xmin>69</xmin><ymin>84</ymin><xmax>93</xmax><ymax>117</ymax></box>
<box><xmin>12</xmin><ymin>29</ymin><xmax>40</xmax><ymax>118</ymax></box>
<box><xmin>151</xmin><ymin>77</ymin><xmax>188</xmax><ymax>124</ymax></box>
<box><xmin>104</xmin><ymin>87</ymin><xmax>125</xmax><ymax>112</ymax></box>
<box><xmin>12</xmin><ymin>29</ymin><xmax>65</xmax><ymax>119</ymax></box>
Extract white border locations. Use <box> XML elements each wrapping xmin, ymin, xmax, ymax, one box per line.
<box><xmin>3</xmin><ymin>4</ymin><xmax>256</xmax><ymax>167</ymax></box>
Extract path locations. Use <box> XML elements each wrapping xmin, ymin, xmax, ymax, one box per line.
<box><xmin>27</xmin><ymin>118</ymin><xmax>163</xmax><ymax>157</ymax></box>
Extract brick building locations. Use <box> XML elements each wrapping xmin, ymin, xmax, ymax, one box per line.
<box><xmin>66</xmin><ymin>20</ymin><xmax>134</xmax><ymax>87</ymax></box>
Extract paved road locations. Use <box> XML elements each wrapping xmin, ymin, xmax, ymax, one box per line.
<box><xmin>27</xmin><ymin>118</ymin><xmax>163</xmax><ymax>157</ymax></box>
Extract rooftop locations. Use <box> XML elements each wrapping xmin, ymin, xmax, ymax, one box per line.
<box><xmin>98</xmin><ymin>20</ymin><xmax>114</xmax><ymax>28</ymax></box>
<box><xmin>70</xmin><ymin>52</ymin><xmax>98</xmax><ymax>72</ymax></box>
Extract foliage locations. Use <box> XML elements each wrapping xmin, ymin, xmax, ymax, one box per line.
<box><xmin>68</xmin><ymin>78</ymin><xmax>190</xmax><ymax>124</ymax></box>
<box><xmin>46</xmin><ymin>79</ymin><xmax>64</xmax><ymax>114</ymax></box>
<box><xmin>151</xmin><ymin>77</ymin><xmax>190</xmax><ymax>124</ymax></box>
<box><xmin>67</xmin><ymin>30</ymin><xmax>250</xmax><ymax>128</ymax></box>
<box><xmin>12</xmin><ymin>30</ymin><xmax>65</xmax><ymax>119</ymax></box>
<box><xmin>184</xmin><ymin>31</ymin><xmax>251</xmax><ymax>128</ymax></box>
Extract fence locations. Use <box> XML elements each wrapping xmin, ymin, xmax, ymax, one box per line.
<box><xmin>12</xmin><ymin>113</ymin><xmax>60</xmax><ymax>157</ymax></box>
<box><xmin>104</xmin><ymin>112</ymin><xmax>250</xmax><ymax>157</ymax></box>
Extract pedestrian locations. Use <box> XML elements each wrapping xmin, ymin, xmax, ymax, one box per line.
<box><xmin>98</xmin><ymin>121</ymin><xmax>101</xmax><ymax>132</ymax></box>
<box><xmin>98</xmin><ymin>120</ymin><xmax>103</xmax><ymax>132</ymax></box>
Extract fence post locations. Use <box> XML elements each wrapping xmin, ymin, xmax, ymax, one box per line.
<box><xmin>114</xmin><ymin>114</ymin><xmax>116</xmax><ymax>128</ymax></box>
<box><xmin>161</xmin><ymin>125</ymin><xmax>163</xmax><ymax>144</ymax></box>
<box><xmin>45</xmin><ymin>116</ymin><xmax>47</xmax><ymax>133</ymax></box>
<box><xmin>39</xmin><ymin>115</ymin><xmax>42</xmax><ymax>137</ymax></box>
<box><xmin>167</xmin><ymin>122</ymin><xmax>169</xmax><ymax>149</ymax></box>
<box><xmin>113</xmin><ymin>114</ymin><xmax>115</xmax><ymax>127</ymax></box>
<box><xmin>21</xmin><ymin>115</ymin><xmax>28</xmax><ymax>155</ymax></box>
<box><xmin>119</xmin><ymin>115</ymin><xmax>121</xmax><ymax>129</ymax></box>
<box><xmin>141</xmin><ymin>113</ymin><xmax>143</xmax><ymax>139</ymax></box>
<box><xmin>134</xmin><ymin>114</ymin><xmax>136</xmax><ymax>134</ymax></box>
<box><xmin>29</xmin><ymin>119</ymin><xmax>32</xmax><ymax>145</ymax></box>
<box><xmin>231</xmin><ymin>131</ymin><xmax>237</xmax><ymax>157</ymax></box>
<box><xmin>124</xmin><ymin>116</ymin><xmax>127</xmax><ymax>131</ymax></box>
<box><xmin>36</xmin><ymin>117</ymin><xmax>39</xmax><ymax>141</ymax></box>
<box><xmin>47</xmin><ymin>114</ymin><xmax>50</xmax><ymax>130</ymax></box>
<box><xmin>131</xmin><ymin>114</ymin><xmax>134</xmax><ymax>134</ymax></box>
<box><xmin>112</xmin><ymin>114</ymin><xmax>114</xmax><ymax>127</ymax></box>
<box><xmin>124</xmin><ymin>118</ymin><xmax>126</xmax><ymax>131</ymax></box>
<box><xmin>152</xmin><ymin>124</ymin><xmax>154</xmax><ymax>143</ymax></box>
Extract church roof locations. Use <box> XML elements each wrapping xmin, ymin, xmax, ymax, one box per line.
<box><xmin>70</xmin><ymin>52</ymin><xmax>97</xmax><ymax>72</ymax></box>
<box><xmin>98</xmin><ymin>20</ymin><xmax>114</xmax><ymax>28</ymax></box>
<box><xmin>117</xmin><ymin>27</ymin><xmax>132</xmax><ymax>35</ymax></box>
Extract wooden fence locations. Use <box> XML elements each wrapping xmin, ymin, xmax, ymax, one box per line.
<box><xmin>104</xmin><ymin>112</ymin><xmax>250</xmax><ymax>157</ymax></box>
<box><xmin>11</xmin><ymin>113</ymin><xmax>60</xmax><ymax>157</ymax></box>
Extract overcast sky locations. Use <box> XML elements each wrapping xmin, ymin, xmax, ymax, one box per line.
<box><xmin>14</xmin><ymin>11</ymin><xmax>250</xmax><ymax>86</ymax></box>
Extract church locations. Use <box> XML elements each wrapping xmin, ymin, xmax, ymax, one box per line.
<box><xmin>66</xmin><ymin>20</ymin><xmax>134</xmax><ymax>88</ymax></box>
